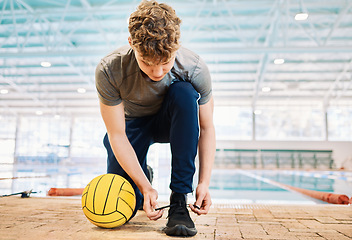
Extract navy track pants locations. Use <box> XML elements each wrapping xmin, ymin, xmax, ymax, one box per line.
<box><xmin>103</xmin><ymin>81</ymin><xmax>200</xmax><ymax>217</ymax></box>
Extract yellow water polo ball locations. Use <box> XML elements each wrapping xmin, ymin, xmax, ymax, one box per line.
<box><xmin>81</xmin><ymin>173</ymin><xmax>136</xmax><ymax>228</ymax></box>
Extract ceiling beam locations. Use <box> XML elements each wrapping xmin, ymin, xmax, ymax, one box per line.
<box><xmin>252</xmin><ymin>1</ymin><xmax>280</xmax><ymax>107</ymax></box>
<box><xmin>323</xmin><ymin>1</ymin><xmax>352</xmax><ymax>45</ymax></box>
<box><xmin>2</xmin><ymin>46</ymin><xmax>352</xmax><ymax>59</ymax></box>
<box><xmin>323</xmin><ymin>59</ymin><xmax>352</xmax><ymax>108</ymax></box>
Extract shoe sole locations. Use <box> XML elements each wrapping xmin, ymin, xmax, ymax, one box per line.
<box><xmin>164</xmin><ymin>224</ymin><xmax>197</xmax><ymax>237</ymax></box>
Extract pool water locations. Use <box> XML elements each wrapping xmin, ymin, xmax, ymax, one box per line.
<box><xmin>206</xmin><ymin>169</ymin><xmax>352</xmax><ymax>204</ymax></box>
<box><xmin>1</xmin><ymin>164</ymin><xmax>351</xmax><ymax>205</ymax></box>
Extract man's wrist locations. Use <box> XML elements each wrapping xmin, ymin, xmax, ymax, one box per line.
<box><xmin>140</xmin><ymin>182</ymin><xmax>154</xmax><ymax>195</ymax></box>
<box><xmin>197</xmin><ymin>180</ymin><xmax>210</xmax><ymax>188</ymax></box>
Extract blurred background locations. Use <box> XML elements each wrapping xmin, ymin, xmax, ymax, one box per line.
<box><xmin>0</xmin><ymin>0</ymin><xmax>351</xmax><ymax>204</ymax></box>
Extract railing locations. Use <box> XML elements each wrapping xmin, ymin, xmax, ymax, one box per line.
<box><xmin>215</xmin><ymin>149</ymin><xmax>334</xmax><ymax>169</ymax></box>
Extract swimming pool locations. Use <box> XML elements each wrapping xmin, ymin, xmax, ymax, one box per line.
<box><xmin>1</xmin><ymin>164</ymin><xmax>351</xmax><ymax>205</ymax></box>
<box><xmin>205</xmin><ymin>169</ymin><xmax>352</xmax><ymax>205</ymax></box>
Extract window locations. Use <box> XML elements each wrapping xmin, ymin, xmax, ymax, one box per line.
<box><xmin>16</xmin><ymin>116</ymin><xmax>70</xmax><ymax>163</ymax></box>
<box><xmin>255</xmin><ymin>107</ymin><xmax>325</xmax><ymax>140</ymax></box>
<box><xmin>0</xmin><ymin>116</ymin><xmax>16</xmax><ymax>164</ymax></box>
<box><xmin>214</xmin><ymin>106</ymin><xmax>252</xmax><ymax>140</ymax></box>
<box><xmin>71</xmin><ymin>117</ymin><xmax>106</xmax><ymax>159</ymax></box>
<box><xmin>328</xmin><ymin>107</ymin><xmax>352</xmax><ymax>141</ymax></box>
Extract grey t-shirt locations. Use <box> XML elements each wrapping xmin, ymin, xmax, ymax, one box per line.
<box><xmin>95</xmin><ymin>45</ymin><xmax>212</xmax><ymax>119</ymax></box>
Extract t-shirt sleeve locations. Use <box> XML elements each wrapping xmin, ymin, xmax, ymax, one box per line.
<box><xmin>95</xmin><ymin>61</ymin><xmax>122</xmax><ymax>106</ymax></box>
<box><xmin>191</xmin><ymin>56</ymin><xmax>212</xmax><ymax>105</ymax></box>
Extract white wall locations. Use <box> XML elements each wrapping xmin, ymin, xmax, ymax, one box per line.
<box><xmin>216</xmin><ymin>140</ymin><xmax>352</xmax><ymax>170</ymax></box>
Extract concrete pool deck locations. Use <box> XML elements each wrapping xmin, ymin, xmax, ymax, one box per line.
<box><xmin>1</xmin><ymin>196</ymin><xmax>351</xmax><ymax>240</ymax></box>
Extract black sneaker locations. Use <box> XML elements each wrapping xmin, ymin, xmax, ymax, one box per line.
<box><xmin>164</xmin><ymin>192</ymin><xmax>197</xmax><ymax>237</ymax></box>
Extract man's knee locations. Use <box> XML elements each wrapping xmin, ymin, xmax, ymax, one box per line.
<box><xmin>168</xmin><ymin>81</ymin><xmax>199</xmax><ymax>106</ymax></box>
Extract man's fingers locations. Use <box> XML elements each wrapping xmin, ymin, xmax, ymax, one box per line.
<box><xmin>190</xmin><ymin>203</ymin><xmax>209</xmax><ymax>215</ymax></box>
<box><xmin>193</xmin><ymin>193</ymin><xmax>205</xmax><ymax>212</ymax></box>
<box><xmin>142</xmin><ymin>188</ymin><xmax>163</xmax><ymax>220</ymax></box>
<box><xmin>151</xmin><ymin>200</ymin><xmax>159</xmax><ymax>210</ymax></box>
<box><xmin>147</xmin><ymin>209</ymin><xmax>164</xmax><ymax>220</ymax></box>
<box><xmin>146</xmin><ymin>198</ymin><xmax>164</xmax><ymax>220</ymax></box>
<box><xmin>143</xmin><ymin>201</ymin><xmax>152</xmax><ymax>214</ymax></box>
<box><xmin>195</xmin><ymin>192</ymin><xmax>205</xmax><ymax>206</ymax></box>
<box><xmin>203</xmin><ymin>203</ymin><xmax>211</xmax><ymax>213</ymax></box>
<box><xmin>190</xmin><ymin>192</ymin><xmax>212</xmax><ymax>215</ymax></box>
<box><xmin>189</xmin><ymin>204</ymin><xmax>200</xmax><ymax>215</ymax></box>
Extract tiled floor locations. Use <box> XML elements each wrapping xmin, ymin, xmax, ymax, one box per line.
<box><xmin>1</xmin><ymin>196</ymin><xmax>351</xmax><ymax>240</ymax></box>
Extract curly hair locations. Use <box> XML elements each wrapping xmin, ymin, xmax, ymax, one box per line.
<box><xmin>128</xmin><ymin>0</ymin><xmax>181</xmax><ymax>64</ymax></box>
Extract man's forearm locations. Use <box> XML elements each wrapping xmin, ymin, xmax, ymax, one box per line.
<box><xmin>197</xmin><ymin>126</ymin><xmax>216</xmax><ymax>186</ymax></box>
<box><xmin>108</xmin><ymin>133</ymin><xmax>153</xmax><ymax>193</ymax></box>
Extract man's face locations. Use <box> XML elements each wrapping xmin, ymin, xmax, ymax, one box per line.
<box><xmin>133</xmin><ymin>49</ymin><xmax>176</xmax><ymax>82</ymax></box>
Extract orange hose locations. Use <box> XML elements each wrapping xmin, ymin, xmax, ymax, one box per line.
<box><xmin>47</xmin><ymin>185</ymin><xmax>351</xmax><ymax>205</ymax></box>
<box><xmin>47</xmin><ymin>188</ymin><xmax>84</xmax><ymax>196</ymax></box>
<box><xmin>282</xmin><ymin>184</ymin><xmax>350</xmax><ymax>205</ymax></box>
<box><xmin>239</xmin><ymin>170</ymin><xmax>350</xmax><ymax>205</ymax></box>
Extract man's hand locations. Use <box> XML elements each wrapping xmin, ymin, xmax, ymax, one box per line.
<box><xmin>189</xmin><ymin>183</ymin><xmax>212</xmax><ymax>215</ymax></box>
<box><xmin>143</xmin><ymin>188</ymin><xmax>164</xmax><ymax>220</ymax></box>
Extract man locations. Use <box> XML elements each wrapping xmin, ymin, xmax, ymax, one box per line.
<box><xmin>95</xmin><ymin>0</ymin><xmax>215</xmax><ymax>237</ymax></box>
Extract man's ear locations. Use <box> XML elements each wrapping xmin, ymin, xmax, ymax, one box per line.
<box><xmin>128</xmin><ymin>36</ymin><xmax>133</xmax><ymax>47</ymax></box>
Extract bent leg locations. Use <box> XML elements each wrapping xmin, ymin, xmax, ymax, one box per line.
<box><xmin>154</xmin><ymin>81</ymin><xmax>200</xmax><ymax>194</ymax></box>
<box><xmin>103</xmin><ymin>116</ymin><xmax>154</xmax><ymax>219</ymax></box>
